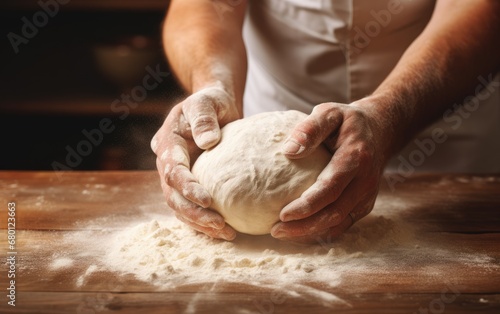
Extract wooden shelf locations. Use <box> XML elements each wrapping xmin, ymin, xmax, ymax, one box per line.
<box><xmin>0</xmin><ymin>97</ymin><xmax>184</xmax><ymax>117</ymax></box>
<box><xmin>0</xmin><ymin>0</ymin><xmax>170</xmax><ymax>11</ymax></box>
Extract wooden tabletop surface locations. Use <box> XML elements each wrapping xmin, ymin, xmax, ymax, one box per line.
<box><xmin>0</xmin><ymin>171</ymin><xmax>499</xmax><ymax>313</ymax></box>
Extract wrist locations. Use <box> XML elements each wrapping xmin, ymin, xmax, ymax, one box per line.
<box><xmin>190</xmin><ymin>80</ymin><xmax>243</xmax><ymax>119</ymax></box>
<box><xmin>352</xmin><ymin>95</ymin><xmax>407</xmax><ymax>163</ymax></box>
<box><xmin>192</xmin><ymin>75</ymin><xmax>242</xmax><ymax>115</ymax></box>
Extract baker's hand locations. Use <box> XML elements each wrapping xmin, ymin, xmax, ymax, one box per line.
<box><xmin>151</xmin><ymin>84</ymin><xmax>241</xmax><ymax>241</ymax></box>
<box><xmin>271</xmin><ymin>102</ymin><xmax>388</xmax><ymax>243</ymax></box>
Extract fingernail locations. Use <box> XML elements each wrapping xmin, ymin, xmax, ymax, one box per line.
<box><xmin>196</xmin><ymin>130</ymin><xmax>220</xmax><ymax>149</ymax></box>
<box><xmin>193</xmin><ymin>186</ymin><xmax>212</xmax><ymax>208</ymax></box>
<box><xmin>283</xmin><ymin>139</ymin><xmax>304</xmax><ymax>155</ymax></box>
<box><xmin>220</xmin><ymin>229</ymin><xmax>236</xmax><ymax>241</ymax></box>
<box><xmin>280</xmin><ymin>211</ymin><xmax>296</xmax><ymax>222</ymax></box>
<box><xmin>210</xmin><ymin>220</ymin><xmax>224</xmax><ymax>230</ymax></box>
<box><xmin>280</xmin><ymin>199</ymin><xmax>308</xmax><ymax>222</ymax></box>
<box><xmin>272</xmin><ymin>231</ymin><xmax>287</xmax><ymax>239</ymax></box>
<box><xmin>271</xmin><ymin>226</ymin><xmax>287</xmax><ymax>238</ymax></box>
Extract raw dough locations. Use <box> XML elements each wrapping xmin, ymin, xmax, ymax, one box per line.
<box><xmin>191</xmin><ymin>110</ymin><xmax>332</xmax><ymax>235</ymax></box>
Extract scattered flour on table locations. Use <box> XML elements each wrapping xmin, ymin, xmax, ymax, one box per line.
<box><xmin>49</xmin><ymin>257</ymin><xmax>74</xmax><ymax>270</ymax></box>
<box><xmin>76</xmin><ymin>265</ymin><xmax>99</xmax><ymax>287</ymax></box>
<box><xmin>61</xmin><ymin>193</ymin><xmax>498</xmax><ymax>307</ymax></box>
<box><xmin>73</xmin><ymin>213</ymin><xmax>413</xmax><ymax>291</ymax></box>
<box><xmin>40</xmin><ymin>184</ymin><xmax>499</xmax><ymax>311</ymax></box>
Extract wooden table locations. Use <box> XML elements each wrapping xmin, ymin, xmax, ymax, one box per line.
<box><xmin>0</xmin><ymin>171</ymin><xmax>499</xmax><ymax>313</ymax></box>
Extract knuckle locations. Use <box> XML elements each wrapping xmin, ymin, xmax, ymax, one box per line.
<box><xmin>163</xmin><ymin>163</ymin><xmax>172</xmax><ymax>177</ymax></box>
<box><xmin>352</xmin><ymin>142</ymin><xmax>375</xmax><ymax>164</ymax></box>
<box><xmin>167</xmin><ymin>104</ymin><xmax>183</xmax><ymax>122</ymax></box>
<box><xmin>192</xmin><ymin>115</ymin><xmax>217</xmax><ymax>132</ymax></box>
<box><xmin>168</xmin><ymin>189</ymin><xmax>195</xmax><ymax>213</ymax></box>
<box><xmin>176</xmin><ymin>213</ymin><xmax>199</xmax><ymax>230</ymax></box>
<box><xmin>310</xmin><ymin>103</ymin><xmax>344</xmax><ymax>138</ymax></box>
<box><xmin>314</xmin><ymin>102</ymin><xmax>341</xmax><ymax>112</ymax></box>
<box><xmin>313</xmin><ymin>103</ymin><xmax>338</xmax><ymax>122</ymax></box>
<box><xmin>150</xmin><ymin>135</ymin><xmax>159</xmax><ymax>153</ymax></box>
<box><xmin>312</xmin><ymin>103</ymin><xmax>331</xmax><ymax>114</ymax></box>
<box><xmin>352</xmin><ymin>107</ymin><xmax>364</xmax><ymax>118</ymax></box>
<box><xmin>160</xmin><ymin>149</ymin><xmax>170</xmax><ymax>162</ymax></box>
<box><xmin>166</xmin><ymin>164</ymin><xmax>182</xmax><ymax>186</ymax></box>
<box><xmin>166</xmin><ymin>191</ymin><xmax>179</xmax><ymax>210</ymax></box>
<box><xmin>166</xmin><ymin>198</ymin><xmax>176</xmax><ymax>210</ymax></box>
<box><xmin>349</xmin><ymin>106</ymin><xmax>367</xmax><ymax>120</ymax></box>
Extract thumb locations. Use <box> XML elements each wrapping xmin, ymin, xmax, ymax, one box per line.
<box><xmin>282</xmin><ymin>104</ymin><xmax>343</xmax><ymax>159</ymax></box>
<box><xmin>182</xmin><ymin>96</ymin><xmax>222</xmax><ymax>150</ymax></box>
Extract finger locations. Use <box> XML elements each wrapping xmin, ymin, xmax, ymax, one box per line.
<box><xmin>319</xmin><ymin>201</ymin><xmax>371</xmax><ymax>239</ymax></box>
<box><xmin>280</xmin><ymin>145</ymin><xmax>358</xmax><ymax>222</ymax></box>
<box><xmin>282</xmin><ymin>103</ymin><xmax>343</xmax><ymax>158</ymax></box>
<box><xmin>166</xmin><ymin>189</ymin><xmax>225</xmax><ymax>229</ymax></box>
<box><xmin>162</xmin><ymin>134</ymin><xmax>212</xmax><ymax>208</ymax></box>
<box><xmin>151</xmin><ymin>133</ymin><xmax>160</xmax><ymax>153</ymax></box>
<box><xmin>182</xmin><ymin>95</ymin><xmax>222</xmax><ymax>149</ymax></box>
<box><xmin>350</xmin><ymin>197</ymin><xmax>376</xmax><ymax>222</ymax></box>
<box><xmin>152</xmin><ymin>104</ymin><xmax>212</xmax><ymax>208</ymax></box>
<box><xmin>271</xmin><ymin>180</ymin><xmax>361</xmax><ymax>238</ymax></box>
<box><xmin>151</xmin><ymin>106</ymin><xmax>186</xmax><ymax>153</ymax></box>
<box><xmin>175</xmin><ymin>213</ymin><xmax>237</xmax><ymax>241</ymax></box>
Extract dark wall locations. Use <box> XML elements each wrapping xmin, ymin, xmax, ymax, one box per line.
<box><xmin>0</xmin><ymin>5</ymin><xmax>184</xmax><ymax>171</ymax></box>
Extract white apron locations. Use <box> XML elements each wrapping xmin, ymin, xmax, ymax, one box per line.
<box><xmin>243</xmin><ymin>0</ymin><xmax>500</xmax><ymax>173</ymax></box>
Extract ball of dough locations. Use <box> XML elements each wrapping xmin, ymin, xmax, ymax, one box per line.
<box><xmin>191</xmin><ymin>110</ymin><xmax>332</xmax><ymax>235</ymax></box>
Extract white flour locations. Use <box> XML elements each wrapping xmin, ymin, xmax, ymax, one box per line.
<box><xmin>49</xmin><ymin>257</ymin><xmax>74</xmax><ymax>270</ymax></box>
<box><xmin>71</xmin><ymin>211</ymin><xmax>414</xmax><ymax>292</ymax></box>
<box><xmin>58</xmin><ymin>191</ymin><xmax>498</xmax><ymax>308</ymax></box>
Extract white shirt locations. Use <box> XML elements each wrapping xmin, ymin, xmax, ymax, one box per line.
<box><xmin>242</xmin><ymin>0</ymin><xmax>500</xmax><ymax>173</ymax></box>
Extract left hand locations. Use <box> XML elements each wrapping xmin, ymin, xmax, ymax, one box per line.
<box><xmin>270</xmin><ymin>102</ymin><xmax>389</xmax><ymax>243</ymax></box>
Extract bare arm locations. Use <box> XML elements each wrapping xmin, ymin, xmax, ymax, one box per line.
<box><xmin>163</xmin><ymin>0</ymin><xmax>247</xmax><ymax>112</ymax></box>
<box><xmin>151</xmin><ymin>0</ymin><xmax>247</xmax><ymax>241</ymax></box>
<box><xmin>360</xmin><ymin>0</ymin><xmax>500</xmax><ymax>159</ymax></box>
<box><xmin>274</xmin><ymin>0</ymin><xmax>500</xmax><ymax>242</ymax></box>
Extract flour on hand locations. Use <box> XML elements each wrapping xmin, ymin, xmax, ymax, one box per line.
<box><xmin>192</xmin><ymin>110</ymin><xmax>331</xmax><ymax>235</ymax></box>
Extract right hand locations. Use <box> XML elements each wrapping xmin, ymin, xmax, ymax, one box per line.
<box><xmin>151</xmin><ymin>84</ymin><xmax>241</xmax><ymax>240</ymax></box>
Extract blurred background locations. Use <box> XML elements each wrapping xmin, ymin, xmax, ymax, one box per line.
<box><xmin>0</xmin><ymin>0</ymin><xmax>184</xmax><ymax>171</ymax></box>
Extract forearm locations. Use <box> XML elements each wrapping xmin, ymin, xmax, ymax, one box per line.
<box><xmin>163</xmin><ymin>0</ymin><xmax>248</xmax><ymax>112</ymax></box>
<box><xmin>357</xmin><ymin>0</ymin><xmax>500</xmax><ymax>159</ymax></box>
